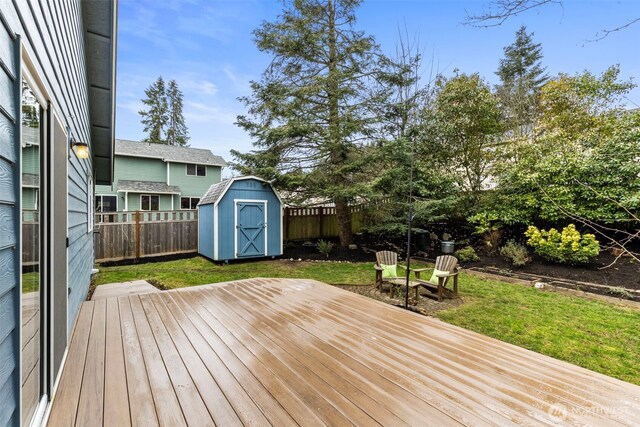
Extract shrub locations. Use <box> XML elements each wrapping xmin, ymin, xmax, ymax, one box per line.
<box><xmin>469</xmin><ymin>212</ymin><xmax>502</xmax><ymax>255</ymax></box>
<box><xmin>499</xmin><ymin>240</ymin><xmax>531</xmax><ymax>266</ymax></box>
<box><xmin>525</xmin><ymin>224</ymin><xmax>600</xmax><ymax>264</ymax></box>
<box><xmin>361</xmin><ymin>223</ymin><xmax>407</xmax><ymax>240</ymax></box>
<box><xmin>482</xmin><ymin>229</ymin><xmax>502</xmax><ymax>255</ymax></box>
<box><xmin>455</xmin><ymin>246</ymin><xmax>479</xmax><ymax>262</ymax></box>
<box><xmin>316</xmin><ymin>239</ymin><xmax>334</xmax><ymax>258</ymax></box>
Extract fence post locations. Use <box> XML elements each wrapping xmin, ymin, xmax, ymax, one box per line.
<box><xmin>135</xmin><ymin>210</ymin><xmax>141</xmax><ymax>261</ymax></box>
<box><xmin>319</xmin><ymin>207</ymin><xmax>324</xmax><ymax>238</ymax></box>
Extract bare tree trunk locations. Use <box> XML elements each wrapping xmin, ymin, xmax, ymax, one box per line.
<box><xmin>334</xmin><ymin>198</ymin><xmax>352</xmax><ymax>247</ymax></box>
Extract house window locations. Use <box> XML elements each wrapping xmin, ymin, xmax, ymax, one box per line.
<box><xmin>95</xmin><ymin>195</ymin><xmax>117</xmax><ymax>212</ymax></box>
<box><xmin>141</xmin><ymin>194</ymin><xmax>160</xmax><ymax>211</ymax></box>
<box><xmin>180</xmin><ymin>197</ymin><xmax>200</xmax><ymax>210</ymax></box>
<box><xmin>96</xmin><ymin>195</ymin><xmax>117</xmax><ymax>223</ymax></box>
<box><xmin>186</xmin><ymin>164</ymin><xmax>206</xmax><ymax>176</ymax></box>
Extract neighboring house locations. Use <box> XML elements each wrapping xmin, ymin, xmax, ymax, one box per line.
<box><xmin>0</xmin><ymin>2</ymin><xmax>117</xmax><ymax>426</ymax></box>
<box><xmin>94</xmin><ymin>139</ymin><xmax>227</xmax><ymax>213</ymax></box>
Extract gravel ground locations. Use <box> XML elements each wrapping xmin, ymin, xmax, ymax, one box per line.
<box><xmin>335</xmin><ymin>284</ymin><xmax>463</xmax><ymax>316</ymax></box>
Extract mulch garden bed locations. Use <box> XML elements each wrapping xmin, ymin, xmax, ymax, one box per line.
<box><xmin>467</xmin><ymin>252</ymin><xmax>640</xmax><ymax>291</ymax></box>
<box><xmin>283</xmin><ymin>241</ymin><xmax>376</xmax><ymax>263</ymax></box>
<box><xmin>284</xmin><ymin>238</ymin><xmax>640</xmax><ymax>300</ymax></box>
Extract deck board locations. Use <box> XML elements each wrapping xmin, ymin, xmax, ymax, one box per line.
<box><xmin>147</xmin><ymin>292</ymin><xmax>244</xmax><ymax>426</ymax></box>
<box><xmin>324</xmin><ymin>287</ymin><xmax>640</xmax><ymax>425</ymax></box>
<box><xmin>139</xmin><ymin>294</ymin><xmax>214</xmax><ymax>427</ymax></box>
<box><xmin>211</xmin><ymin>284</ymin><xmax>453</xmax><ymax>426</ymax></box>
<box><xmin>118</xmin><ymin>296</ymin><xmax>159</xmax><ymax>427</ymax></box>
<box><xmin>129</xmin><ymin>295</ymin><xmax>186</xmax><ymax>427</ymax></box>
<box><xmin>47</xmin><ymin>278</ymin><xmax>640</xmax><ymax>426</ymax></box>
<box><xmin>169</xmin><ymin>290</ymin><xmax>324</xmax><ymax>426</ymax></box>
<box><xmin>46</xmin><ymin>302</ymin><xmax>94</xmax><ymax>427</ymax></box>
<box><xmin>103</xmin><ymin>298</ymin><xmax>130</xmax><ymax>427</ymax></box>
<box><xmin>75</xmin><ymin>299</ymin><xmax>106</xmax><ymax>425</ymax></box>
<box><xmin>228</xmin><ymin>280</ymin><xmax>500</xmax><ymax>426</ymax></box>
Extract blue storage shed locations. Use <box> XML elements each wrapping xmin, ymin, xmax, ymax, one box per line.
<box><xmin>198</xmin><ymin>176</ymin><xmax>283</xmax><ymax>261</ymax></box>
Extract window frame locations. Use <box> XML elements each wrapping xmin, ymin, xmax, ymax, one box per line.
<box><xmin>95</xmin><ymin>194</ymin><xmax>117</xmax><ymax>213</ymax></box>
<box><xmin>140</xmin><ymin>194</ymin><xmax>160</xmax><ymax>211</ymax></box>
<box><xmin>180</xmin><ymin>196</ymin><xmax>200</xmax><ymax>210</ymax></box>
<box><xmin>186</xmin><ymin>163</ymin><xmax>206</xmax><ymax>177</ymax></box>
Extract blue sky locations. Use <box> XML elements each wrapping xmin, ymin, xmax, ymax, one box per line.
<box><xmin>116</xmin><ymin>0</ymin><xmax>640</xmax><ymax>173</ymax></box>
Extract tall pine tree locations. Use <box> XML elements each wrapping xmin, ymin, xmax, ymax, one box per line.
<box><xmin>139</xmin><ymin>76</ymin><xmax>168</xmax><ymax>144</ymax></box>
<box><xmin>495</xmin><ymin>26</ymin><xmax>548</xmax><ymax>136</ymax></box>
<box><xmin>166</xmin><ymin>79</ymin><xmax>189</xmax><ymax>146</ymax></box>
<box><xmin>234</xmin><ymin>0</ymin><xmax>384</xmax><ymax>247</ymax></box>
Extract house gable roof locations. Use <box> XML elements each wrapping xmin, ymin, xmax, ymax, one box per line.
<box><xmin>115</xmin><ymin>139</ymin><xmax>227</xmax><ymax>167</ymax></box>
<box><xmin>198</xmin><ymin>176</ymin><xmax>281</xmax><ymax>206</ymax></box>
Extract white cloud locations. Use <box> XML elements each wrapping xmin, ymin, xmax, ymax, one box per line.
<box><xmin>178</xmin><ymin>74</ymin><xmax>219</xmax><ymax>96</ymax></box>
<box><xmin>201</xmin><ymin>81</ymin><xmax>218</xmax><ymax>95</ymax></box>
<box><xmin>222</xmin><ymin>65</ymin><xmax>254</xmax><ymax>94</ymax></box>
<box><xmin>118</xmin><ymin>99</ymin><xmax>145</xmax><ymax>115</ymax></box>
<box><xmin>223</xmin><ymin>65</ymin><xmax>238</xmax><ymax>82</ymax></box>
<box><xmin>184</xmin><ymin>101</ymin><xmax>237</xmax><ymax>124</ymax></box>
<box><xmin>174</xmin><ymin>1</ymin><xmax>263</xmax><ymax>43</ymax></box>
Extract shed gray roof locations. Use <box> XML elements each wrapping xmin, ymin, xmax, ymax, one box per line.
<box><xmin>199</xmin><ymin>175</ymin><xmax>281</xmax><ymax>206</ymax></box>
<box><xmin>115</xmin><ymin>139</ymin><xmax>227</xmax><ymax>167</ymax></box>
<box><xmin>117</xmin><ymin>180</ymin><xmax>181</xmax><ymax>194</ymax></box>
<box><xmin>198</xmin><ymin>180</ymin><xmax>229</xmax><ymax>205</ymax></box>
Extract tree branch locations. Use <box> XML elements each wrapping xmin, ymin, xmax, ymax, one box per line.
<box><xmin>589</xmin><ymin>17</ymin><xmax>640</xmax><ymax>41</ymax></box>
<box><xmin>466</xmin><ymin>0</ymin><xmax>639</xmax><ymax>42</ymax></box>
<box><xmin>464</xmin><ymin>0</ymin><xmax>560</xmax><ymax>27</ymax></box>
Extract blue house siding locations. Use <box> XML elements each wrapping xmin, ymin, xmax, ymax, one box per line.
<box><xmin>2</xmin><ymin>0</ymin><xmax>96</xmax><ymax>341</ymax></box>
<box><xmin>67</xmin><ymin>157</ymin><xmax>93</xmax><ymax>333</ymax></box>
<box><xmin>199</xmin><ymin>177</ymin><xmax>283</xmax><ymax>261</ymax></box>
<box><xmin>197</xmin><ymin>204</ymin><xmax>214</xmax><ymax>259</ymax></box>
<box><xmin>0</xmin><ymin>1</ymin><xmax>115</xmax><ymax>425</ymax></box>
<box><xmin>0</xmin><ymin>13</ymin><xmax>20</xmax><ymax>426</ymax></box>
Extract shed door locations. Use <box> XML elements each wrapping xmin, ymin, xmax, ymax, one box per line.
<box><xmin>235</xmin><ymin>201</ymin><xmax>266</xmax><ymax>258</ymax></box>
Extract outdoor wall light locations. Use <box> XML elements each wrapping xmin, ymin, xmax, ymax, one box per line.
<box><xmin>70</xmin><ymin>139</ymin><xmax>90</xmax><ymax>159</ymax></box>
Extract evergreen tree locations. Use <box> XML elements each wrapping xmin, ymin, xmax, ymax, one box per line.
<box><xmin>166</xmin><ymin>79</ymin><xmax>189</xmax><ymax>146</ymax></box>
<box><xmin>495</xmin><ymin>25</ymin><xmax>548</xmax><ymax>136</ymax></box>
<box><xmin>234</xmin><ymin>0</ymin><xmax>384</xmax><ymax>247</ymax></box>
<box><xmin>139</xmin><ymin>76</ymin><xmax>168</xmax><ymax>144</ymax></box>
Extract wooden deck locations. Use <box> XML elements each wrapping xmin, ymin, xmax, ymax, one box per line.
<box><xmin>46</xmin><ymin>278</ymin><xmax>640</xmax><ymax>426</ymax></box>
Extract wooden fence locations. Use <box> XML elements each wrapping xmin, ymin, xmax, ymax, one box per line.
<box><xmin>25</xmin><ymin>202</ymin><xmax>379</xmax><ymax>265</ymax></box>
<box><xmin>283</xmin><ymin>204</ymin><xmax>367</xmax><ymax>241</ymax></box>
<box><xmin>94</xmin><ymin>210</ymin><xmax>198</xmax><ymax>262</ymax></box>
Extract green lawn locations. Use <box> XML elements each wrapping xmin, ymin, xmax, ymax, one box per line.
<box><xmin>96</xmin><ymin>256</ymin><xmax>640</xmax><ymax>385</ymax></box>
<box><xmin>95</xmin><ymin>256</ymin><xmax>373</xmax><ymax>287</ymax></box>
<box><xmin>436</xmin><ymin>276</ymin><xmax>640</xmax><ymax>386</ymax></box>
